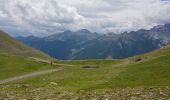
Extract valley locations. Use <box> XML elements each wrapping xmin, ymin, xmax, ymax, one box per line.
<box><xmin>1</xmin><ymin>0</ymin><xmax>170</xmax><ymax>99</ymax></box>
<box><xmin>0</xmin><ymin>30</ymin><xmax>170</xmax><ymax>99</ymax></box>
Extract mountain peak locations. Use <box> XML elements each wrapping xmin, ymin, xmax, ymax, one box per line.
<box><xmin>63</xmin><ymin>30</ymin><xmax>72</xmax><ymax>33</ymax></box>
<box><xmin>151</xmin><ymin>23</ymin><xmax>170</xmax><ymax>31</ymax></box>
<box><xmin>77</xmin><ymin>29</ymin><xmax>91</xmax><ymax>33</ymax></box>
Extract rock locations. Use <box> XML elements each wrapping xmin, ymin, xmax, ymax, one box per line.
<box><xmin>50</xmin><ymin>82</ymin><xmax>58</xmax><ymax>86</ymax></box>
<box><xmin>21</xmin><ymin>84</ymin><xmax>30</xmax><ymax>88</ymax></box>
<box><xmin>32</xmin><ymin>96</ymin><xmax>40</xmax><ymax>100</ymax></box>
<box><xmin>4</xmin><ymin>96</ymin><xmax>15</xmax><ymax>100</ymax></box>
<box><xmin>134</xmin><ymin>58</ymin><xmax>143</xmax><ymax>62</ymax></box>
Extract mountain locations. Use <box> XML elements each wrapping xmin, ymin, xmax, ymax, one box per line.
<box><xmin>0</xmin><ymin>30</ymin><xmax>51</xmax><ymax>59</ymax></box>
<box><xmin>72</xmin><ymin>29</ymin><xmax>165</xmax><ymax>59</ymax></box>
<box><xmin>17</xmin><ymin>24</ymin><xmax>170</xmax><ymax>60</ymax></box>
<box><xmin>17</xmin><ymin>29</ymin><xmax>99</xmax><ymax>59</ymax></box>
<box><xmin>1</xmin><ymin>29</ymin><xmax>170</xmax><ymax>99</ymax></box>
<box><xmin>46</xmin><ymin>29</ymin><xmax>97</xmax><ymax>43</ymax></box>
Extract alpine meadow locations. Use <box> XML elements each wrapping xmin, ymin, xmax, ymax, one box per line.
<box><xmin>0</xmin><ymin>0</ymin><xmax>170</xmax><ymax>99</ymax></box>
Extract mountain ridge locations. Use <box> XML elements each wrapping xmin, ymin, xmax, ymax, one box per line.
<box><xmin>17</xmin><ymin>24</ymin><xmax>170</xmax><ymax>60</ymax></box>
<box><xmin>0</xmin><ymin>30</ymin><xmax>51</xmax><ymax>59</ymax></box>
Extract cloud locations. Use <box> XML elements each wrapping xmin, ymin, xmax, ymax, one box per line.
<box><xmin>0</xmin><ymin>0</ymin><xmax>85</xmax><ymax>36</ymax></box>
<box><xmin>0</xmin><ymin>0</ymin><xmax>170</xmax><ymax>36</ymax></box>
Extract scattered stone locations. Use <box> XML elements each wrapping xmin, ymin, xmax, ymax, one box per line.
<box><xmin>4</xmin><ymin>96</ymin><xmax>15</xmax><ymax>100</ymax></box>
<box><xmin>50</xmin><ymin>82</ymin><xmax>58</xmax><ymax>86</ymax></box>
<box><xmin>150</xmin><ymin>88</ymin><xmax>153</xmax><ymax>90</ymax></box>
<box><xmin>134</xmin><ymin>58</ymin><xmax>143</xmax><ymax>62</ymax></box>
<box><xmin>21</xmin><ymin>84</ymin><xmax>30</xmax><ymax>88</ymax></box>
<box><xmin>32</xmin><ymin>96</ymin><xmax>40</xmax><ymax>100</ymax></box>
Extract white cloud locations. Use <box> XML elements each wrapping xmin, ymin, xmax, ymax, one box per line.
<box><xmin>0</xmin><ymin>0</ymin><xmax>170</xmax><ymax>36</ymax></box>
<box><xmin>0</xmin><ymin>0</ymin><xmax>85</xmax><ymax>36</ymax></box>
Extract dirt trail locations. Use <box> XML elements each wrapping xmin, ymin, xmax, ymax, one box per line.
<box><xmin>30</xmin><ymin>57</ymin><xmax>73</xmax><ymax>66</ymax></box>
<box><xmin>0</xmin><ymin>67</ymin><xmax>63</xmax><ymax>85</ymax></box>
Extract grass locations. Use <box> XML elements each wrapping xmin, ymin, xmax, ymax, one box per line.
<box><xmin>0</xmin><ymin>30</ymin><xmax>51</xmax><ymax>59</ymax></box>
<box><xmin>109</xmin><ymin>56</ymin><xmax>170</xmax><ymax>86</ymax></box>
<box><xmin>0</xmin><ymin>53</ymin><xmax>53</xmax><ymax>80</ymax></box>
<box><xmin>19</xmin><ymin>54</ymin><xmax>170</xmax><ymax>91</ymax></box>
<box><xmin>0</xmin><ymin>46</ymin><xmax>170</xmax><ymax>99</ymax></box>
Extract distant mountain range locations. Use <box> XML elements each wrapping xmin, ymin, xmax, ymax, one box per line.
<box><xmin>17</xmin><ymin>24</ymin><xmax>170</xmax><ymax>60</ymax></box>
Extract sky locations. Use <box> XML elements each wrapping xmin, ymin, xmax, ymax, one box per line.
<box><xmin>0</xmin><ymin>0</ymin><xmax>170</xmax><ymax>36</ymax></box>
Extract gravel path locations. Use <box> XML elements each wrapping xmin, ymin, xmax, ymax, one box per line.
<box><xmin>0</xmin><ymin>67</ymin><xmax>63</xmax><ymax>85</ymax></box>
<box><xmin>30</xmin><ymin>57</ymin><xmax>73</xmax><ymax>66</ymax></box>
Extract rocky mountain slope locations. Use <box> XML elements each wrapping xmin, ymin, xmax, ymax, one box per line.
<box><xmin>17</xmin><ymin>24</ymin><xmax>170</xmax><ymax>60</ymax></box>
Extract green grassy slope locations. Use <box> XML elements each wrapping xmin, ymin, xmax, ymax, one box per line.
<box><xmin>0</xmin><ymin>45</ymin><xmax>169</xmax><ymax>99</ymax></box>
<box><xmin>0</xmin><ymin>30</ymin><xmax>51</xmax><ymax>59</ymax></box>
<box><xmin>0</xmin><ymin>31</ymin><xmax>57</xmax><ymax>81</ymax></box>
<box><xmin>25</xmin><ymin>45</ymin><xmax>170</xmax><ymax>88</ymax></box>
<box><xmin>0</xmin><ymin>53</ymin><xmax>54</xmax><ymax>80</ymax></box>
<box><xmin>108</xmin><ymin>46</ymin><xmax>170</xmax><ymax>87</ymax></box>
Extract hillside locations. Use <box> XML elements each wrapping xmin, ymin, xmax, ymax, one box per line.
<box><xmin>0</xmin><ymin>30</ymin><xmax>51</xmax><ymax>59</ymax></box>
<box><xmin>0</xmin><ymin>30</ymin><xmax>55</xmax><ymax>80</ymax></box>
<box><xmin>17</xmin><ymin>24</ymin><xmax>170</xmax><ymax>60</ymax></box>
<box><xmin>0</xmin><ymin>45</ymin><xmax>169</xmax><ymax>99</ymax></box>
